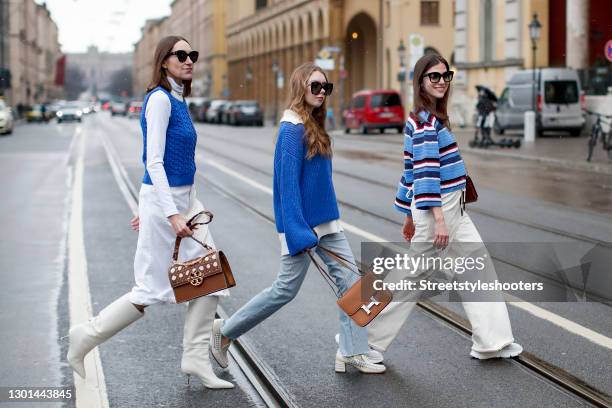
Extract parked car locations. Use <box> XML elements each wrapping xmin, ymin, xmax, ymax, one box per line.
<box><xmin>26</xmin><ymin>104</ymin><xmax>51</xmax><ymax>123</ymax></box>
<box><xmin>495</xmin><ymin>68</ymin><xmax>586</xmax><ymax>136</ymax></box>
<box><xmin>205</xmin><ymin>100</ymin><xmax>228</xmax><ymax>123</ymax></box>
<box><xmin>111</xmin><ymin>102</ymin><xmax>128</xmax><ymax>116</ymax></box>
<box><xmin>186</xmin><ymin>97</ymin><xmax>210</xmax><ymax>122</ymax></box>
<box><xmin>0</xmin><ymin>99</ymin><xmax>14</xmax><ymax>134</ymax></box>
<box><xmin>343</xmin><ymin>90</ymin><xmax>405</xmax><ymax>134</ymax></box>
<box><xmin>219</xmin><ymin>102</ymin><xmax>235</xmax><ymax>124</ymax></box>
<box><xmin>227</xmin><ymin>100</ymin><xmax>264</xmax><ymax>126</ymax></box>
<box><xmin>127</xmin><ymin>101</ymin><xmax>143</xmax><ymax>119</ymax></box>
<box><xmin>56</xmin><ymin>103</ymin><xmax>83</xmax><ymax>123</ymax></box>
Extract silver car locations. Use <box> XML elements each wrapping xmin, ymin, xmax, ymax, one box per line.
<box><xmin>0</xmin><ymin>99</ymin><xmax>14</xmax><ymax>134</ymax></box>
<box><xmin>495</xmin><ymin>68</ymin><xmax>585</xmax><ymax>137</ymax></box>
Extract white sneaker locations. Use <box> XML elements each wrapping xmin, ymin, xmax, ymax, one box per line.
<box><xmin>335</xmin><ymin>333</ymin><xmax>383</xmax><ymax>364</ymax></box>
<box><xmin>335</xmin><ymin>351</ymin><xmax>386</xmax><ymax>374</ymax></box>
<box><xmin>470</xmin><ymin>342</ymin><xmax>523</xmax><ymax>360</ymax></box>
<box><xmin>210</xmin><ymin>319</ymin><xmax>231</xmax><ymax>368</ymax></box>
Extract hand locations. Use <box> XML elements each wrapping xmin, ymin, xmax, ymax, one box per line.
<box><xmin>402</xmin><ymin>216</ymin><xmax>415</xmax><ymax>242</ymax></box>
<box><xmin>433</xmin><ymin>219</ymin><xmax>449</xmax><ymax>249</ymax></box>
<box><xmin>130</xmin><ymin>215</ymin><xmax>140</xmax><ymax>231</ymax></box>
<box><xmin>168</xmin><ymin>214</ymin><xmax>193</xmax><ymax>238</ymax></box>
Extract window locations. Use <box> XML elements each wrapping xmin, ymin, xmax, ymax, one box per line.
<box><xmin>421</xmin><ymin>1</ymin><xmax>439</xmax><ymax>26</ymax></box>
<box><xmin>255</xmin><ymin>0</ymin><xmax>267</xmax><ymax>10</ymax></box>
<box><xmin>544</xmin><ymin>81</ymin><xmax>579</xmax><ymax>104</ymax></box>
<box><xmin>353</xmin><ymin>96</ymin><xmax>366</xmax><ymax>109</ymax></box>
<box><xmin>371</xmin><ymin>93</ymin><xmax>401</xmax><ymax>108</ymax></box>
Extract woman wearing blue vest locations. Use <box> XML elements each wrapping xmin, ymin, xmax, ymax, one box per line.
<box><xmin>209</xmin><ymin>62</ymin><xmax>385</xmax><ymax>374</ymax></box>
<box><xmin>367</xmin><ymin>53</ymin><xmax>523</xmax><ymax>360</ymax></box>
<box><xmin>67</xmin><ymin>36</ymin><xmax>233</xmax><ymax>389</ymax></box>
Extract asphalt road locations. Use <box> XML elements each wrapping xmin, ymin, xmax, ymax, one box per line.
<box><xmin>1</xmin><ymin>113</ymin><xmax>610</xmax><ymax>407</ymax></box>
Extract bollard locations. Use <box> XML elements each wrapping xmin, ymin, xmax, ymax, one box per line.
<box><xmin>524</xmin><ymin>111</ymin><xmax>536</xmax><ymax>143</ymax></box>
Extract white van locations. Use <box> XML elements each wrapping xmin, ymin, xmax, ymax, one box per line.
<box><xmin>495</xmin><ymin>68</ymin><xmax>585</xmax><ymax>136</ymax></box>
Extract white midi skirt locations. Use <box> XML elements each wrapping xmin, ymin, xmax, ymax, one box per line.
<box><xmin>129</xmin><ymin>184</ymin><xmax>229</xmax><ymax>306</ymax></box>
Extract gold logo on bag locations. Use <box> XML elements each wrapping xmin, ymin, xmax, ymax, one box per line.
<box><xmin>189</xmin><ymin>269</ymin><xmax>204</xmax><ymax>286</ymax></box>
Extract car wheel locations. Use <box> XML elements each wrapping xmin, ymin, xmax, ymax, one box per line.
<box><xmin>344</xmin><ymin>128</ymin><xmax>350</xmax><ymax>134</ymax></box>
<box><xmin>361</xmin><ymin>125</ymin><xmax>369</xmax><ymax>135</ymax></box>
<box><xmin>396</xmin><ymin>126</ymin><xmax>404</xmax><ymax>134</ymax></box>
<box><xmin>569</xmin><ymin>128</ymin><xmax>582</xmax><ymax>137</ymax></box>
<box><xmin>58</xmin><ymin>119</ymin><xmax>62</xmax><ymax>123</ymax></box>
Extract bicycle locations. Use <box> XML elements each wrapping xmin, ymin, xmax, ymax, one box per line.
<box><xmin>584</xmin><ymin>109</ymin><xmax>612</xmax><ymax>162</ymax></box>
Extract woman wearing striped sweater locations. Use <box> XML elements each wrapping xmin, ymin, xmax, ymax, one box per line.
<box><xmin>368</xmin><ymin>54</ymin><xmax>523</xmax><ymax>360</ymax></box>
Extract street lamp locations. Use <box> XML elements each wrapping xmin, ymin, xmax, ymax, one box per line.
<box><xmin>529</xmin><ymin>13</ymin><xmax>542</xmax><ymax>115</ymax></box>
<box><xmin>272</xmin><ymin>60</ymin><xmax>279</xmax><ymax>124</ymax></box>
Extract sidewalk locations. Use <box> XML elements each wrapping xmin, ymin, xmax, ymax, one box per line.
<box><xmin>453</xmin><ymin>127</ymin><xmax>612</xmax><ymax>175</ymax></box>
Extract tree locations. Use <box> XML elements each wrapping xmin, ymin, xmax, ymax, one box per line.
<box><xmin>64</xmin><ymin>65</ymin><xmax>88</xmax><ymax>100</ymax></box>
<box><xmin>106</xmin><ymin>67</ymin><xmax>132</xmax><ymax>98</ymax></box>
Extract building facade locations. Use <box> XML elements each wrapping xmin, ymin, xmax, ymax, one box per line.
<box><xmin>132</xmin><ymin>0</ymin><xmax>228</xmax><ymax>99</ymax></box>
<box><xmin>225</xmin><ymin>0</ymin><xmax>456</xmax><ymax>121</ymax></box>
<box><xmin>66</xmin><ymin>46</ymin><xmax>132</xmax><ymax>98</ymax></box>
<box><xmin>1</xmin><ymin>0</ymin><xmax>62</xmax><ymax>107</ymax></box>
<box><xmin>454</xmin><ymin>0</ymin><xmax>612</xmax><ymax>122</ymax></box>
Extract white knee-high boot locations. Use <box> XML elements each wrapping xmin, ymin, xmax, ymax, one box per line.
<box><xmin>181</xmin><ymin>296</ymin><xmax>234</xmax><ymax>389</ymax></box>
<box><xmin>67</xmin><ymin>294</ymin><xmax>144</xmax><ymax>378</ymax></box>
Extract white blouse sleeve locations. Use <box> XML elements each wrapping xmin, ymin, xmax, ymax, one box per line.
<box><xmin>145</xmin><ymin>91</ymin><xmax>179</xmax><ymax>217</ymax></box>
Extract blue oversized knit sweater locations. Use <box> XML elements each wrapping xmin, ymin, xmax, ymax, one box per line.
<box><xmin>394</xmin><ymin>111</ymin><xmax>467</xmax><ymax>216</ymax></box>
<box><xmin>141</xmin><ymin>86</ymin><xmax>197</xmax><ymax>186</ymax></box>
<box><xmin>273</xmin><ymin>111</ymin><xmax>339</xmax><ymax>256</ymax></box>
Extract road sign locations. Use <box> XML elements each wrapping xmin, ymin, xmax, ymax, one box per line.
<box><xmin>605</xmin><ymin>39</ymin><xmax>612</xmax><ymax>62</ymax></box>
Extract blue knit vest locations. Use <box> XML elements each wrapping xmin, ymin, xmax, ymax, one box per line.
<box><xmin>141</xmin><ymin>87</ymin><xmax>196</xmax><ymax>186</ymax></box>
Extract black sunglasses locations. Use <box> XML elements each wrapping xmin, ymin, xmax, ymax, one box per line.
<box><xmin>309</xmin><ymin>81</ymin><xmax>334</xmax><ymax>96</ymax></box>
<box><xmin>423</xmin><ymin>71</ymin><xmax>454</xmax><ymax>83</ymax></box>
<box><xmin>167</xmin><ymin>50</ymin><xmax>199</xmax><ymax>63</ymax></box>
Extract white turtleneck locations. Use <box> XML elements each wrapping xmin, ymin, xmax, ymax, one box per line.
<box><xmin>144</xmin><ymin>76</ymin><xmax>188</xmax><ymax>217</ymax></box>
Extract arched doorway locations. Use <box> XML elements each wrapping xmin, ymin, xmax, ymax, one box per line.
<box><xmin>344</xmin><ymin>12</ymin><xmax>378</xmax><ymax>102</ymax></box>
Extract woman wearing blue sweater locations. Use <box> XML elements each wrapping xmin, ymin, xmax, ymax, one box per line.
<box><xmin>67</xmin><ymin>36</ymin><xmax>232</xmax><ymax>389</ymax></box>
<box><xmin>367</xmin><ymin>54</ymin><xmax>523</xmax><ymax>360</ymax></box>
<box><xmin>210</xmin><ymin>62</ymin><xmax>385</xmax><ymax>374</ymax></box>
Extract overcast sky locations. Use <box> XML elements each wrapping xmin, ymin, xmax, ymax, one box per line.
<box><xmin>37</xmin><ymin>0</ymin><xmax>173</xmax><ymax>54</ymax></box>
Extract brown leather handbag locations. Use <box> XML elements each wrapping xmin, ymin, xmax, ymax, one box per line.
<box><xmin>307</xmin><ymin>247</ymin><xmax>392</xmax><ymax>327</ymax></box>
<box><xmin>465</xmin><ymin>175</ymin><xmax>478</xmax><ymax>203</ymax></box>
<box><xmin>168</xmin><ymin>211</ymin><xmax>236</xmax><ymax>303</ymax></box>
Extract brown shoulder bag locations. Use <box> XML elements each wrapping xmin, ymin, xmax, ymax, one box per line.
<box><xmin>168</xmin><ymin>211</ymin><xmax>236</xmax><ymax>303</ymax></box>
<box><xmin>307</xmin><ymin>247</ymin><xmax>392</xmax><ymax>327</ymax></box>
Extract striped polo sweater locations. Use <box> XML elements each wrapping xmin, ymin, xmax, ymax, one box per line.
<box><xmin>394</xmin><ymin>111</ymin><xmax>466</xmax><ymax>215</ymax></box>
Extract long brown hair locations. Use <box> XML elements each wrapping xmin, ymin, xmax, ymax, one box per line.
<box><xmin>287</xmin><ymin>62</ymin><xmax>331</xmax><ymax>159</ymax></box>
<box><xmin>146</xmin><ymin>35</ymin><xmax>192</xmax><ymax>97</ymax></box>
<box><xmin>412</xmin><ymin>54</ymin><xmax>451</xmax><ymax>129</ymax></box>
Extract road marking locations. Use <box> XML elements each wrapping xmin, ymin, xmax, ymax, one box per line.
<box><xmin>506</xmin><ymin>295</ymin><xmax>612</xmax><ymax>350</ymax></box>
<box><xmin>67</xmin><ymin>127</ymin><xmax>110</xmax><ymax>408</ymax></box>
<box><xmin>205</xmin><ymin>158</ymin><xmax>612</xmax><ymax>351</ymax></box>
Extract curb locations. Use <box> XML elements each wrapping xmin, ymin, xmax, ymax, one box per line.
<box><xmin>460</xmin><ymin>146</ymin><xmax>612</xmax><ymax>175</ymax></box>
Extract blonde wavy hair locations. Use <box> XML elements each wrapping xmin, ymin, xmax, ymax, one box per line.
<box><xmin>287</xmin><ymin>62</ymin><xmax>332</xmax><ymax>159</ymax></box>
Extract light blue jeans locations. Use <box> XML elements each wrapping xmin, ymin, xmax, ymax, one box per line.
<box><xmin>221</xmin><ymin>232</ymin><xmax>370</xmax><ymax>357</ymax></box>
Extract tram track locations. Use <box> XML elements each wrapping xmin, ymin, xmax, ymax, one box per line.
<box><xmin>99</xmin><ymin>118</ymin><xmax>611</xmax><ymax>407</ymax></box>
<box><xmin>198</xmin><ymin>128</ymin><xmax>612</xmax><ymax>250</ymax></box>
<box><xmin>196</xmin><ymin>142</ymin><xmax>612</xmax><ymax>306</ymax></box>
<box><xmin>98</xmin><ymin>129</ymin><xmax>296</xmax><ymax>408</ymax></box>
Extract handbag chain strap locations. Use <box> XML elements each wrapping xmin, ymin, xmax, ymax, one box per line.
<box><xmin>173</xmin><ymin>210</ymin><xmax>215</xmax><ymax>262</ymax></box>
<box><xmin>305</xmin><ymin>246</ymin><xmax>363</xmax><ymax>299</ymax></box>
